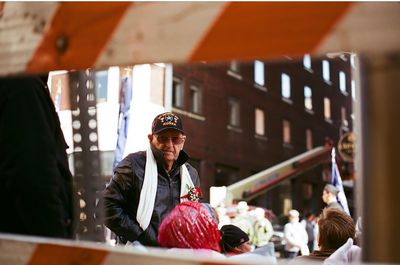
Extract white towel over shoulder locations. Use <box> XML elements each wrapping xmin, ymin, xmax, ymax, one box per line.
<box><xmin>136</xmin><ymin>146</ymin><xmax>194</xmax><ymax>231</ymax></box>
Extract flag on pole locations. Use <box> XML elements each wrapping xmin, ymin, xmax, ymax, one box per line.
<box><xmin>113</xmin><ymin>75</ymin><xmax>132</xmax><ymax>171</ymax></box>
<box><xmin>331</xmin><ymin>148</ymin><xmax>350</xmax><ymax>215</ymax></box>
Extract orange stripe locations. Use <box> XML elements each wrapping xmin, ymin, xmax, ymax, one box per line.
<box><xmin>189</xmin><ymin>2</ymin><xmax>353</xmax><ymax>62</ymax></box>
<box><xmin>27</xmin><ymin>243</ymin><xmax>108</xmax><ymax>265</ymax></box>
<box><xmin>27</xmin><ymin>2</ymin><xmax>131</xmax><ymax>73</ymax></box>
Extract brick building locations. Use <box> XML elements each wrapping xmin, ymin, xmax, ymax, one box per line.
<box><xmin>170</xmin><ymin>55</ymin><xmax>354</xmax><ymax>218</ymax></box>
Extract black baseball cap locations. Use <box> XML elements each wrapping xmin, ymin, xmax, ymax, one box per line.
<box><xmin>220</xmin><ymin>224</ymin><xmax>249</xmax><ymax>248</ymax></box>
<box><xmin>151</xmin><ymin>112</ymin><xmax>184</xmax><ymax>134</ymax></box>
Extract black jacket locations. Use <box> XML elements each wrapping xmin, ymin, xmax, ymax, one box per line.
<box><xmin>103</xmin><ymin>149</ymin><xmax>200</xmax><ymax>246</ymax></box>
<box><xmin>0</xmin><ymin>76</ymin><xmax>75</xmax><ymax>238</ymax></box>
<box><xmin>326</xmin><ymin>201</ymin><xmax>344</xmax><ymax>211</ymax></box>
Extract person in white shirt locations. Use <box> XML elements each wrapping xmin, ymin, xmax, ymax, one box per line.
<box><xmin>284</xmin><ymin>209</ymin><xmax>309</xmax><ymax>259</ymax></box>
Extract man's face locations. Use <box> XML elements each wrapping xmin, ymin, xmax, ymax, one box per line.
<box><xmin>149</xmin><ymin>129</ymin><xmax>186</xmax><ymax>164</ymax></box>
<box><xmin>289</xmin><ymin>215</ymin><xmax>299</xmax><ymax>223</ymax></box>
<box><xmin>322</xmin><ymin>190</ymin><xmax>330</xmax><ymax>203</ymax></box>
<box><xmin>235</xmin><ymin>241</ymin><xmax>252</xmax><ymax>253</ymax></box>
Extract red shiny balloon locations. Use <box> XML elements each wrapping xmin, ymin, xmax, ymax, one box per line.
<box><xmin>158</xmin><ymin>201</ymin><xmax>221</xmax><ymax>252</ymax></box>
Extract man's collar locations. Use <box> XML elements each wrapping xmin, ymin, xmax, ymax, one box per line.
<box><xmin>150</xmin><ymin>145</ymin><xmax>190</xmax><ymax>171</ymax></box>
<box><xmin>175</xmin><ymin>150</ymin><xmax>189</xmax><ymax>167</ymax></box>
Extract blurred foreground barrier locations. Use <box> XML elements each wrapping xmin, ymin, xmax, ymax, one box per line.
<box><xmin>1</xmin><ymin>2</ymin><xmax>400</xmax><ymax>77</ymax></box>
<box><xmin>0</xmin><ymin>233</ymin><xmax>266</xmax><ymax>265</ymax></box>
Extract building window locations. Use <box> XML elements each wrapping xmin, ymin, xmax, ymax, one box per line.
<box><xmin>341</xmin><ymin>107</ymin><xmax>349</xmax><ymax>134</ymax></box>
<box><xmin>304</xmin><ymin>86</ymin><xmax>313</xmax><ymax>111</ymax></box>
<box><xmin>255</xmin><ymin>108</ymin><xmax>265</xmax><ymax>136</ymax></box>
<box><xmin>322</xmin><ymin>60</ymin><xmax>330</xmax><ymax>82</ymax></box>
<box><xmin>306</xmin><ymin>129</ymin><xmax>313</xmax><ymax>150</ymax></box>
<box><xmin>230</xmin><ymin>60</ymin><xmax>240</xmax><ymax>73</ymax></box>
<box><xmin>227</xmin><ymin>60</ymin><xmax>242</xmax><ymax>80</ymax></box>
<box><xmin>95</xmin><ymin>70</ymin><xmax>108</xmax><ymax>102</ymax></box>
<box><xmin>341</xmin><ymin>106</ymin><xmax>347</xmax><ymax>122</ymax></box>
<box><xmin>324</xmin><ymin>97</ymin><xmax>331</xmax><ymax>121</ymax></box>
<box><xmin>215</xmin><ymin>164</ymin><xmax>239</xmax><ymax>186</ymax></box>
<box><xmin>283</xmin><ymin>119</ymin><xmax>291</xmax><ymax>144</ymax></box>
<box><xmin>254</xmin><ymin>60</ymin><xmax>265</xmax><ymax>87</ymax></box>
<box><xmin>350</xmin><ymin>54</ymin><xmax>356</xmax><ymax>69</ymax></box>
<box><xmin>281</xmin><ymin>73</ymin><xmax>291</xmax><ymax>100</ymax></box>
<box><xmin>228</xmin><ymin>97</ymin><xmax>240</xmax><ymax>127</ymax></box>
<box><xmin>351</xmin><ymin>80</ymin><xmax>356</xmax><ymax>101</ymax></box>
<box><xmin>303</xmin><ymin>182</ymin><xmax>313</xmax><ymax>199</ymax></box>
<box><xmin>189</xmin><ymin>83</ymin><xmax>202</xmax><ymax>114</ymax></box>
<box><xmin>339</xmin><ymin>71</ymin><xmax>346</xmax><ymax>94</ymax></box>
<box><xmin>303</xmin><ymin>54</ymin><xmax>312</xmax><ymax>70</ymax></box>
<box><xmin>172</xmin><ymin>77</ymin><xmax>184</xmax><ymax>108</ymax></box>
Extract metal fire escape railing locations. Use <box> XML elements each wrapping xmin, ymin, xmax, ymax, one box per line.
<box><xmin>68</xmin><ymin>70</ymin><xmax>104</xmax><ymax>242</ymax></box>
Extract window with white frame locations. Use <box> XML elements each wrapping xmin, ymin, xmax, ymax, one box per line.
<box><xmin>215</xmin><ymin>164</ymin><xmax>239</xmax><ymax>186</ymax></box>
<box><xmin>303</xmin><ymin>54</ymin><xmax>312</xmax><ymax>70</ymax></box>
<box><xmin>281</xmin><ymin>73</ymin><xmax>291</xmax><ymax>99</ymax></box>
<box><xmin>322</xmin><ymin>60</ymin><xmax>330</xmax><ymax>82</ymax></box>
<box><xmin>95</xmin><ymin>70</ymin><xmax>108</xmax><ymax>102</ymax></box>
<box><xmin>172</xmin><ymin>77</ymin><xmax>184</xmax><ymax>108</ymax></box>
<box><xmin>227</xmin><ymin>60</ymin><xmax>242</xmax><ymax>80</ymax></box>
<box><xmin>324</xmin><ymin>97</ymin><xmax>331</xmax><ymax>120</ymax></box>
<box><xmin>230</xmin><ymin>61</ymin><xmax>240</xmax><ymax>73</ymax></box>
<box><xmin>254</xmin><ymin>60</ymin><xmax>265</xmax><ymax>86</ymax></box>
<box><xmin>304</xmin><ymin>86</ymin><xmax>312</xmax><ymax>111</ymax></box>
<box><xmin>339</xmin><ymin>71</ymin><xmax>346</xmax><ymax>94</ymax></box>
<box><xmin>255</xmin><ymin>108</ymin><xmax>265</xmax><ymax>136</ymax></box>
<box><xmin>306</xmin><ymin>129</ymin><xmax>313</xmax><ymax>150</ymax></box>
<box><xmin>350</xmin><ymin>54</ymin><xmax>356</xmax><ymax>69</ymax></box>
<box><xmin>351</xmin><ymin>80</ymin><xmax>356</xmax><ymax>101</ymax></box>
<box><xmin>341</xmin><ymin>106</ymin><xmax>347</xmax><ymax>122</ymax></box>
<box><xmin>228</xmin><ymin>97</ymin><xmax>240</xmax><ymax>127</ymax></box>
<box><xmin>189</xmin><ymin>83</ymin><xmax>202</xmax><ymax>114</ymax></box>
<box><xmin>283</xmin><ymin>119</ymin><xmax>291</xmax><ymax>144</ymax></box>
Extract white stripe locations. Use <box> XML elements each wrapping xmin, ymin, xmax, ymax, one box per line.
<box><xmin>0</xmin><ymin>234</ymin><xmax>37</xmax><ymax>265</ymax></box>
<box><xmin>0</xmin><ymin>239</ymin><xmax>36</xmax><ymax>265</ymax></box>
<box><xmin>316</xmin><ymin>3</ymin><xmax>400</xmax><ymax>55</ymax></box>
<box><xmin>94</xmin><ymin>2</ymin><xmax>225</xmax><ymax>68</ymax></box>
<box><xmin>0</xmin><ymin>2</ymin><xmax>58</xmax><ymax>75</ymax></box>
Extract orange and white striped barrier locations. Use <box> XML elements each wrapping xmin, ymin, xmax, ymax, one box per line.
<box><xmin>1</xmin><ymin>2</ymin><xmax>400</xmax><ymax>76</ymax></box>
<box><xmin>0</xmin><ymin>233</ymin><xmax>270</xmax><ymax>265</ymax></box>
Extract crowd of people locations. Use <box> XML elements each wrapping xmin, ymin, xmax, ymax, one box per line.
<box><xmin>102</xmin><ymin>111</ymin><xmax>362</xmax><ymax>263</ymax></box>
<box><xmin>215</xmin><ymin>201</ymin><xmax>275</xmax><ymax>248</ymax></box>
<box><xmin>0</xmin><ymin>79</ymin><xmax>362</xmax><ymax>265</ymax></box>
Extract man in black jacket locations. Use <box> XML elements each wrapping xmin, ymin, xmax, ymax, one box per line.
<box><xmin>103</xmin><ymin>112</ymin><xmax>200</xmax><ymax>246</ymax></box>
<box><xmin>0</xmin><ymin>75</ymin><xmax>76</xmax><ymax>238</ymax></box>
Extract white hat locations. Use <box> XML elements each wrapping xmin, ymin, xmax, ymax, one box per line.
<box><xmin>254</xmin><ymin>208</ymin><xmax>265</xmax><ymax>218</ymax></box>
<box><xmin>237</xmin><ymin>201</ymin><xmax>249</xmax><ymax>211</ymax></box>
<box><xmin>289</xmin><ymin>209</ymin><xmax>299</xmax><ymax>217</ymax></box>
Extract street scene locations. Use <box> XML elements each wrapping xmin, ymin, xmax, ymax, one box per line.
<box><xmin>1</xmin><ymin>2</ymin><xmax>399</xmax><ymax>265</ymax></box>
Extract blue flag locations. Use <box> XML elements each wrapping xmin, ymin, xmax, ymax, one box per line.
<box><xmin>113</xmin><ymin>75</ymin><xmax>132</xmax><ymax>171</ymax></box>
<box><xmin>331</xmin><ymin>148</ymin><xmax>350</xmax><ymax>215</ymax></box>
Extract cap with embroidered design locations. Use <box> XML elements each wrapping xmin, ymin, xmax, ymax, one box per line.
<box><xmin>151</xmin><ymin>112</ymin><xmax>184</xmax><ymax>134</ymax></box>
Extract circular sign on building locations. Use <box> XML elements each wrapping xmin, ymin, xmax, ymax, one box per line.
<box><xmin>338</xmin><ymin>132</ymin><xmax>355</xmax><ymax>162</ymax></box>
